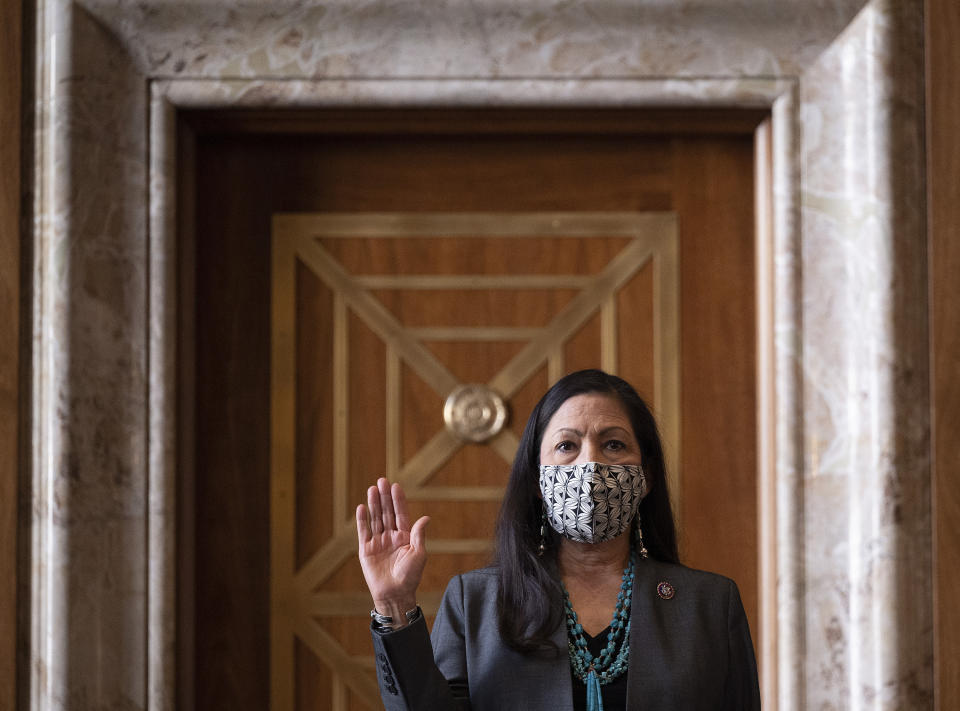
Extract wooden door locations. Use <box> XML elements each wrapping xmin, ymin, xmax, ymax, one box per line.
<box><xmin>182</xmin><ymin>109</ymin><xmax>760</xmax><ymax>711</ymax></box>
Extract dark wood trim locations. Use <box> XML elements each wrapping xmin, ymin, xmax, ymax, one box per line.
<box><xmin>926</xmin><ymin>0</ymin><xmax>960</xmax><ymax>708</ymax></box>
<box><xmin>0</xmin><ymin>0</ymin><xmax>22</xmax><ymax>707</ymax></box>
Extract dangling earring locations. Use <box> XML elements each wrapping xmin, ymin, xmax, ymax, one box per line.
<box><xmin>634</xmin><ymin>513</ymin><xmax>649</xmax><ymax>559</ymax></box>
<box><xmin>538</xmin><ymin>511</ymin><xmax>547</xmax><ymax>557</ymax></box>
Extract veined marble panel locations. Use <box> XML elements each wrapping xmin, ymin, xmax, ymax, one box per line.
<box><xmin>31</xmin><ymin>1</ymin><xmax>149</xmax><ymax>708</ymax></box>
<box><xmin>800</xmin><ymin>0</ymin><xmax>930</xmax><ymax>707</ymax></box>
<box><xmin>28</xmin><ymin>0</ymin><xmax>930</xmax><ymax>709</ymax></box>
<box><xmin>81</xmin><ymin>0</ymin><xmax>870</xmax><ymax>79</ymax></box>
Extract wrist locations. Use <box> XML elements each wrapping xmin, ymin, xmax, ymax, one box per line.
<box><xmin>371</xmin><ymin>599</ymin><xmax>419</xmax><ymax>630</ymax></box>
<box><xmin>373</xmin><ymin>597</ymin><xmax>417</xmax><ymax>618</ymax></box>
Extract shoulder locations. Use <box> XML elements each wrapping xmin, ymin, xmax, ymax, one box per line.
<box><xmin>434</xmin><ymin>567</ymin><xmax>500</xmax><ymax>626</ymax></box>
<box><xmin>666</xmin><ymin>561</ymin><xmax>736</xmax><ymax>587</ymax></box>
<box><xmin>632</xmin><ymin>560</ymin><xmax>750</xmax><ymax>644</ymax></box>
<box><xmin>436</xmin><ymin>566</ymin><xmax>498</xmax><ymax>598</ymax></box>
<box><xmin>460</xmin><ymin>565</ymin><xmax>498</xmax><ymax>580</ymax></box>
<box><xmin>448</xmin><ymin>566</ymin><xmax>499</xmax><ymax>594</ymax></box>
<box><xmin>638</xmin><ymin>558</ymin><xmax>741</xmax><ymax>602</ymax></box>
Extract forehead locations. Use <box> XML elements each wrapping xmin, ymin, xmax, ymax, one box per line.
<box><xmin>543</xmin><ymin>392</ymin><xmax>632</xmax><ymax>433</ymax></box>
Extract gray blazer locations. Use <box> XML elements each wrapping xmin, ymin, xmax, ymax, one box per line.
<box><xmin>371</xmin><ymin>558</ymin><xmax>760</xmax><ymax>710</ymax></box>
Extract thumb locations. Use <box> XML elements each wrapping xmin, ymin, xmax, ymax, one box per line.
<box><xmin>409</xmin><ymin>515</ymin><xmax>430</xmax><ymax>552</ymax></box>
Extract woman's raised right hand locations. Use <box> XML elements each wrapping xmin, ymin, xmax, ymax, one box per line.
<box><xmin>356</xmin><ymin>478</ymin><xmax>430</xmax><ymax>629</ymax></box>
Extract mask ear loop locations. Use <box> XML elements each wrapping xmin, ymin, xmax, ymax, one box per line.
<box><xmin>538</xmin><ymin>508</ymin><xmax>547</xmax><ymax>557</ymax></box>
<box><xmin>633</xmin><ymin>465</ymin><xmax>650</xmax><ymax>559</ymax></box>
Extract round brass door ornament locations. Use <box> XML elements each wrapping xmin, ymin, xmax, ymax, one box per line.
<box><xmin>443</xmin><ymin>384</ymin><xmax>508</xmax><ymax>443</ymax></box>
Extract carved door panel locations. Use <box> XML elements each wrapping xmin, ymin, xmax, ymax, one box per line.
<box><xmin>270</xmin><ymin>213</ymin><xmax>678</xmax><ymax>709</ymax></box>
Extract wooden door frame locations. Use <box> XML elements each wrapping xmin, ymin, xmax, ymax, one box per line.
<box><xmin>1</xmin><ymin>0</ymin><xmax>23</xmax><ymax>707</ymax></box>
<box><xmin>926</xmin><ymin>0</ymin><xmax>960</xmax><ymax>707</ymax></box>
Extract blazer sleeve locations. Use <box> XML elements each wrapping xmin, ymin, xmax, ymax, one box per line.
<box><xmin>722</xmin><ymin>579</ymin><xmax>762</xmax><ymax>710</ymax></box>
<box><xmin>369</xmin><ymin>575</ymin><xmax>472</xmax><ymax>711</ymax></box>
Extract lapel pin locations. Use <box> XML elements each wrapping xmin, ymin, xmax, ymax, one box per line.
<box><xmin>656</xmin><ymin>581</ymin><xmax>675</xmax><ymax>600</ymax></box>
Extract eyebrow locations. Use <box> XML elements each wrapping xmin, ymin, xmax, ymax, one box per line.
<box><xmin>553</xmin><ymin>426</ymin><xmax>631</xmax><ymax>438</ymax></box>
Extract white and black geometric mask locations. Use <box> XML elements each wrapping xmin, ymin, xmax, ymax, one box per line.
<box><xmin>538</xmin><ymin>462</ymin><xmax>648</xmax><ymax>544</ymax></box>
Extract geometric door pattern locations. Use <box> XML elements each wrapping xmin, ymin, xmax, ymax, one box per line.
<box><xmin>270</xmin><ymin>212</ymin><xmax>679</xmax><ymax>710</ymax></box>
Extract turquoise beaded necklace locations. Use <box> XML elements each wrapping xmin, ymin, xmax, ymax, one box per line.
<box><xmin>561</xmin><ymin>548</ymin><xmax>636</xmax><ymax>711</ymax></box>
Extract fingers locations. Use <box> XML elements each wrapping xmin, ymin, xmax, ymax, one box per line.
<box><xmin>393</xmin><ymin>482</ymin><xmax>410</xmax><ymax>532</ymax></box>
<box><xmin>367</xmin><ymin>484</ymin><xmax>382</xmax><ymax>534</ymax></box>
<box><xmin>378</xmin><ymin>477</ymin><xmax>397</xmax><ymax>532</ymax></box>
<box><xmin>410</xmin><ymin>515</ymin><xmax>430</xmax><ymax>552</ymax></box>
<box><xmin>361</xmin><ymin>478</ymin><xmax>412</xmax><ymax>537</ymax></box>
<box><xmin>356</xmin><ymin>504</ymin><xmax>371</xmax><ymax>545</ymax></box>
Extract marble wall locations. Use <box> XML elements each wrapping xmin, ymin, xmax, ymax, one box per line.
<box><xmin>27</xmin><ymin>0</ymin><xmax>930</xmax><ymax>709</ymax></box>
<box><xmin>30</xmin><ymin>3</ymin><xmax>149</xmax><ymax>709</ymax></box>
<box><xmin>799</xmin><ymin>2</ymin><xmax>931</xmax><ymax>706</ymax></box>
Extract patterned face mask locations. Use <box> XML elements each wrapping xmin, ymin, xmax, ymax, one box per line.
<box><xmin>538</xmin><ymin>462</ymin><xmax>648</xmax><ymax>544</ymax></box>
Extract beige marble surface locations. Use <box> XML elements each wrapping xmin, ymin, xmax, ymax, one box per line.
<box><xmin>83</xmin><ymin>0</ymin><xmax>869</xmax><ymax>79</ymax></box>
<box><xmin>28</xmin><ymin>0</ymin><xmax>931</xmax><ymax>709</ymax></box>
<box><xmin>156</xmin><ymin>76</ymin><xmax>795</xmax><ymax>107</ymax></box>
<box><xmin>799</xmin><ymin>0</ymin><xmax>931</xmax><ymax>707</ymax></box>
<box><xmin>147</xmin><ymin>90</ymin><xmax>178</xmax><ymax>711</ymax></box>
<box><xmin>32</xmin><ymin>2</ymin><xmax>150</xmax><ymax>708</ymax></box>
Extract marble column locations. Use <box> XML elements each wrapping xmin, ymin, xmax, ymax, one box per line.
<box><xmin>800</xmin><ymin>1</ymin><xmax>932</xmax><ymax>706</ymax></box>
<box><xmin>31</xmin><ymin>2</ymin><xmax>149</xmax><ymax>708</ymax></box>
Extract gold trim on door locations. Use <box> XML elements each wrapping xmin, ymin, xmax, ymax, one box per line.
<box><xmin>270</xmin><ymin>212</ymin><xmax>679</xmax><ymax>710</ymax></box>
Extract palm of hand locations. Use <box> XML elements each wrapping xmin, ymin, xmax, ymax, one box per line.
<box><xmin>359</xmin><ymin>529</ymin><xmax>425</xmax><ymax>599</ymax></box>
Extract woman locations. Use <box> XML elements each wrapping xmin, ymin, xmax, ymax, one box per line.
<box><xmin>356</xmin><ymin>369</ymin><xmax>760</xmax><ymax>710</ymax></box>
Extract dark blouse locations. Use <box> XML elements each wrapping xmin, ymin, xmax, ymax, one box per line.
<box><xmin>571</xmin><ymin>625</ymin><xmax>628</xmax><ymax>711</ymax></box>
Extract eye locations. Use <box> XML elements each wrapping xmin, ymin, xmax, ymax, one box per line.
<box><xmin>605</xmin><ymin>439</ymin><xmax>627</xmax><ymax>452</ymax></box>
<box><xmin>555</xmin><ymin>440</ymin><xmax>576</xmax><ymax>453</ymax></box>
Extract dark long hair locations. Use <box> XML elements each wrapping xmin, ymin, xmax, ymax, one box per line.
<box><xmin>492</xmin><ymin>369</ymin><xmax>679</xmax><ymax>654</ymax></box>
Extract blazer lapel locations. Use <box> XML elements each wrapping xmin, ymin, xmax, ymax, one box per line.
<box><xmin>626</xmin><ymin>558</ymin><xmax>681</xmax><ymax>710</ymax></box>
